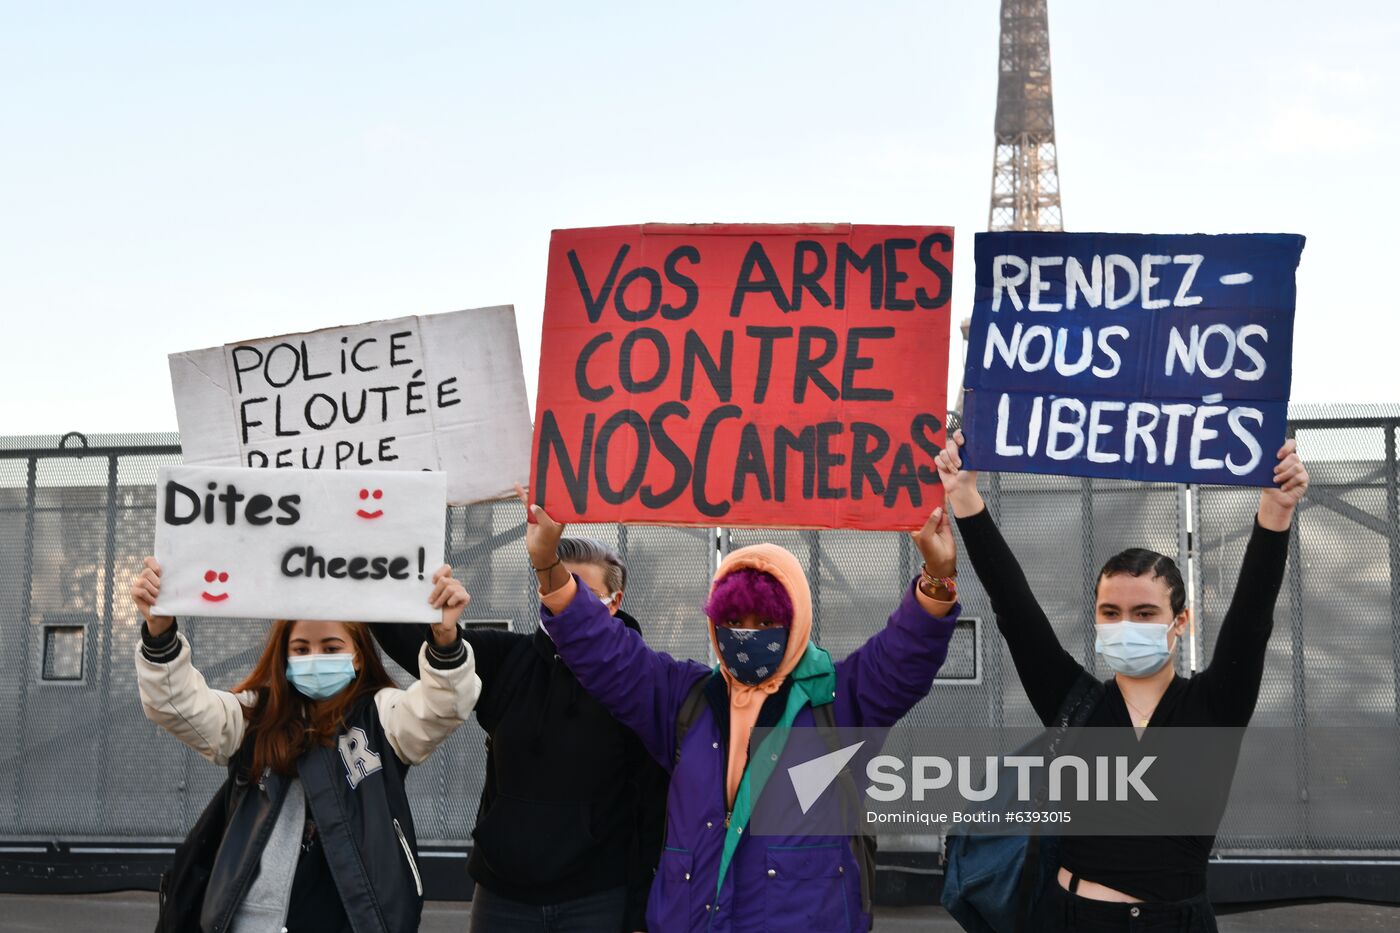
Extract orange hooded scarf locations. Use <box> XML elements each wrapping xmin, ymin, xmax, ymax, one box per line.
<box><xmin>706</xmin><ymin>543</ymin><xmax>813</xmax><ymax>808</ymax></box>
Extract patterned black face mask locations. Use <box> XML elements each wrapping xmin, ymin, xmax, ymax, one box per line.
<box><xmin>714</xmin><ymin>626</ymin><xmax>788</xmax><ymax>685</ymax></box>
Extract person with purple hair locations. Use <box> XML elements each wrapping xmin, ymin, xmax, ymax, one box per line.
<box><xmin>516</xmin><ymin>486</ymin><xmax>963</xmax><ymax>932</ymax></box>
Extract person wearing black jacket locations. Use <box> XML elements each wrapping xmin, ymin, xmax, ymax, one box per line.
<box><xmin>371</xmin><ymin>536</ymin><xmax>668</xmax><ymax>932</ymax></box>
<box><xmin>935</xmin><ymin>430</ymin><xmax>1309</xmax><ymax>933</ymax></box>
<box><xmin>131</xmin><ymin>558</ymin><xmax>480</xmax><ymax>933</ymax></box>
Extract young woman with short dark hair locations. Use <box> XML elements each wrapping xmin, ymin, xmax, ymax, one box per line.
<box><xmin>935</xmin><ymin>430</ymin><xmax>1309</xmax><ymax>932</ymax></box>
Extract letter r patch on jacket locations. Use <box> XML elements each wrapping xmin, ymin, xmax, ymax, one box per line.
<box><xmin>338</xmin><ymin>726</ymin><xmax>384</xmax><ymax>789</ymax></box>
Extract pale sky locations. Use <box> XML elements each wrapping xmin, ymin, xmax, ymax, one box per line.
<box><xmin>2</xmin><ymin>1</ymin><xmax>1396</xmax><ymax>437</ymax></box>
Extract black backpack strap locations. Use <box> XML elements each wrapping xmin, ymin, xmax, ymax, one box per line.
<box><xmin>1065</xmin><ymin>672</ymin><xmax>1106</xmax><ymax>728</ymax></box>
<box><xmin>224</xmin><ymin>740</ymin><xmax>253</xmax><ymax>827</ymax></box>
<box><xmin>812</xmin><ymin>702</ymin><xmax>877</xmax><ymax>928</ymax></box>
<box><xmin>673</xmin><ymin>675</ymin><xmax>710</xmax><ymax>764</ymax></box>
<box><xmin>659</xmin><ymin>675</ymin><xmax>712</xmax><ymax>855</ymax></box>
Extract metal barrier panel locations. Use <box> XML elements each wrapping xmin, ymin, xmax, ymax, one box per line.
<box><xmin>1203</xmin><ymin>413</ymin><xmax>1400</xmax><ymax>852</ymax></box>
<box><xmin>0</xmin><ymin>411</ymin><xmax>1397</xmax><ymax>862</ymax></box>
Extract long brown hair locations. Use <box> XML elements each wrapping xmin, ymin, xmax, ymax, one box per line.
<box><xmin>232</xmin><ymin>620</ymin><xmax>395</xmax><ymax>777</ymax></box>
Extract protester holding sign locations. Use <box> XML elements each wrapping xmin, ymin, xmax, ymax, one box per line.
<box><xmin>519</xmin><ymin>488</ymin><xmax>962</xmax><ymax>932</ymax></box>
<box><xmin>370</xmin><ymin>537</ymin><xmax>669</xmax><ymax>933</ymax></box>
<box><xmin>129</xmin><ymin>557</ymin><xmax>481</xmax><ymax>933</ymax></box>
<box><xmin>934</xmin><ymin>430</ymin><xmax>1308</xmax><ymax>932</ymax></box>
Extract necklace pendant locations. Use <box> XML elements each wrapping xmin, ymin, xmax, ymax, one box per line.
<box><xmin>1139</xmin><ymin>718</ymin><xmax>1149</xmax><ymax>727</ymax></box>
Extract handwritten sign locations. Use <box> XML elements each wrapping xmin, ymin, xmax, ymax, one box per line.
<box><xmin>152</xmin><ymin>466</ymin><xmax>445</xmax><ymax>624</ymax></box>
<box><xmin>530</xmin><ymin>223</ymin><xmax>954</xmax><ymax>530</ymax></box>
<box><xmin>169</xmin><ymin>306</ymin><xmax>533</xmax><ymax>505</ymax></box>
<box><xmin>961</xmin><ymin>232</ymin><xmax>1304</xmax><ymax>486</ymax></box>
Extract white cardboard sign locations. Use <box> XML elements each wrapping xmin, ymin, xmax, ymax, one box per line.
<box><xmin>153</xmin><ymin>466</ymin><xmax>445</xmax><ymax>624</ymax></box>
<box><xmin>168</xmin><ymin>306</ymin><xmax>532</xmax><ymax>505</ymax></box>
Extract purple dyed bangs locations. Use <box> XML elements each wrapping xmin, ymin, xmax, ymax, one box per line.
<box><xmin>704</xmin><ymin>568</ymin><xmax>794</xmax><ymax>628</ymax></box>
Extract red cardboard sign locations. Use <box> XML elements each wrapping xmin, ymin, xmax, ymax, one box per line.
<box><xmin>530</xmin><ymin>223</ymin><xmax>953</xmax><ymax>530</ymax></box>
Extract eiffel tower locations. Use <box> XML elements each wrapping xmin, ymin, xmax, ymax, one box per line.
<box><xmin>955</xmin><ymin>0</ymin><xmax>1064</xmax><ymax>421</ymax></box>
<box><xmin>987</xmin><ymin>0</ymin><xmax>1063</xmax><ymax>231</ymax></box>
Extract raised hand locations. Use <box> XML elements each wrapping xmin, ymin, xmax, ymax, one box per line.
<box><xmin>1258</xmin><ymin>439</ymin><xmax>1308</xmax><ymax>532</ymax></box>
<box><xmin>427</xmin><ymin>564</ymin><xmax>471</xmax><ymax>646</ymax></box>
<box><xmin>912</xmin><ymin>506</ymin><xmax>957</xmax><ymax>580</ymax></box>
<box><xmin>130</xmin><ymin>556</ymin><xmax>174</xmax><ymax>637</ymax></box>
<box><xmin>515</xmin><ymin>484</ymin><xmax>569</xmax><ymax>592</ymax></box>
<box><xmin>933</xmin><ymin>429</ymin><xmax>985</xmax><ymax>517</ymax></box>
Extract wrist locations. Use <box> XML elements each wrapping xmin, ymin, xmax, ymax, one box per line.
<box><xmin>536</xmin><ymin>564</ymin><xmax>569</xmax><ymax>594</ymax></box>
<box><xmin>426</xmin><ymin>636</ymin><xmax>468</xmax><ymax>670</ymax></box>
<box><xmin>144</xmin><ymin>618</ymin><xmax>175</xmax><ymax>640</ymax></box>
<box><xmin>1256</xmin><ymin>503</ymin><xmax>1294</xmax><ymax>533</ymax></box>
<box><xmin>919</xmin><ymin>555</ymin><xmax>956</xmax><ymax>579</ymax></box>
<box><xmin>948</xmin><ymin>488</ymin><xmax>984</xmax><ymax>517</ymax></box>
<box><xmin>141</xmin><ymin>620</ymin><xmax>181</xmax><ymax>662</ymax></box>
<box><xmin>918</xmin><ymin>566</ymin><xmax>957</xmax><ymax>601</ymax></box>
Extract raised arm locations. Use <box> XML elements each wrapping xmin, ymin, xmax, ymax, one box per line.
<box><xmin>937</xmin><ymin>432</ymin><xmax>1084</xmax><ymax>725</ymax></box>
<box><xmin>134</xmin><ymin>624</ymin><xmax>254</xmax><ymax>765</ymax></box>
<box><xmin>1199</xmin><ymin>441</ymin><xmax>1307</xmax><ymax>724</ymax></box>
<box><xmin>131</xmin><ymin>557</ymin><xmax>251</xmax><ymax>764</ymax></box>
<box><xmin>369</xmin><ymin>618</ymin><xmax>518</xmax><ymax>718</ymax></box>
<box><xmin>540</xmin><ymin>577</ymin><xmax>709</xmax><ymax>770</ymax></box>
<box><xmin>368</xmin><ymin>621</ymin><xmax>432</xmax><ymax>676</ymax></box>
<box><xmin>374</xmin><ymin>641</ymin><xmax>481</xmax><ymax>764</ymax></box>
<box><xmin>375</xmin><ymin>565</ymin><xmax>482</xmax><ymax>764</ymax></box>
<box><xmin>518</xmin><ymin>486</ymin><xmax>709</xmax><ymax>767</ymax></box>
<box><xmin>836</xmin><ymin>505</ymin><xmax>961</xmax><ymax>727</ymax></box>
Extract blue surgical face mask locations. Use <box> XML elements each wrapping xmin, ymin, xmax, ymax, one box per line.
<box><xmin>1094</xmin><ymin>622</ymin><xmax>1173</xmax><ymax>678</ymax></box>
<box><xmin>714</xmin><ymin>625</ymin><xmax>788</xmax><ymax>686</ymax></box>
<box><xmin>286</xmin><ymin>653</ymin><xmax>357</xmax><ymax>700</ymax></box>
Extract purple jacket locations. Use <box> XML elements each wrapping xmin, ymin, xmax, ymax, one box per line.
<box><xmin>541</xmin><ymin>579</ymin><xmax>959</xmax><ymax>932</ymax></box>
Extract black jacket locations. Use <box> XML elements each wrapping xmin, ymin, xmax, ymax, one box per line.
<box><xmin>141</xmin><ymin>623</ymin><xmax>475</xmax><ymax>933</ymax></box>
<box><xmin>372</xmin><ymin>610</ymin><xmax>669</xmax><ymax>929</ymax></box>
<box><xmin>193</xmin><ymin>696</ymin><xmax>426</xmax><ymax>933</ymax></box>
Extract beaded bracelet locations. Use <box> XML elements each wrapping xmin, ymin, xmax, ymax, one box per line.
<box><xmin>919</xmin><ymin>563</ymin><xmax>957</xmax><ymax>598</ymax></box>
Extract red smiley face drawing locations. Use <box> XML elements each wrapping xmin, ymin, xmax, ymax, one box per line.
<box><xmin>201</xmin><ymin>569</ymin><xmax>230</xmax><ymax>602</ymax></box>
<box><xmin>356</xmin><ymin>488</ymin><xmax>384</xmax><ymax>520</ymax></box>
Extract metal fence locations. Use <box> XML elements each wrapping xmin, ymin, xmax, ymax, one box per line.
<box><xmin>1</xmin><ymin>406</ymin><xmax>1397</xmax><ymax>864</ymax></box>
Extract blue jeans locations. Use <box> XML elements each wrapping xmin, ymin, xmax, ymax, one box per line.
<box><xmin>467</xmin><ymin>884</ymin><xmax>629</xmax><ymax>933</ymax></box>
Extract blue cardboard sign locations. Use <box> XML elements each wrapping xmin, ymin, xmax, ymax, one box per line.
<box><xmin>962</xmin><ymin>232</ymin><xmax>1304</xmax><ymax>486</ymax></box>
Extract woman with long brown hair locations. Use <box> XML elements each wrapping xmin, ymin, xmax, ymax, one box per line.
<box><xmin>131</xmin><ymin>557</ymin><xmax>481</xmax><ymax>933</ymax></box>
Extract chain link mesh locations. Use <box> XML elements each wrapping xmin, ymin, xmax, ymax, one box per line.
<box><xmin>1</xmin><ymin>411</ymin><xmax>1396</xmax><ymax>859</ymax></box>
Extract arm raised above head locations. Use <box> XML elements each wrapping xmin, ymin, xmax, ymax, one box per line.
<box><xmin>836</xmin><ymin>503</ymin><xmax>961</xmax><ymax>726</ymax></box>
<box><xmin>375</xmin><ymin>640</ymin><xmax>482</xmax><ymax>765</ymax></box>
<box><xmin>135</xmin><ymin>625</ymin><xmax>253</xmax><ymax>766</ymax></box>
<box><xmin>1200</xmin><ymin>440</ymin><xmax>1306</xmax><ymax>723</ymax></box>
<box><xmin>836</xmin><ymin>578</ymin><xmax>961</xmax><ymax>728</ymax></box>
<box><xmin>540</xmin><ymin>575</ymin><xmax>709</xmax><ymax>770</ymax></box>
